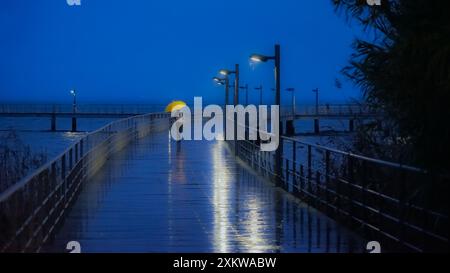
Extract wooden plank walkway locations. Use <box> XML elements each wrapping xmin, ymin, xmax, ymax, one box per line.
<box><xmin>43</xmin><ymin>132</ymin><xmax>365</xmax><ymax>253</ymax></box>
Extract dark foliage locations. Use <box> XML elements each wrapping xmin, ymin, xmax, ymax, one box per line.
<box><xmin>333</xmin><ymin>0</ymin><xmax>450</xmax><ymax>172</ymax></box>
<box><xmin>0</xmin><ymin>131</ymin><xmax>47</xmax><ymax>193</ymax></box>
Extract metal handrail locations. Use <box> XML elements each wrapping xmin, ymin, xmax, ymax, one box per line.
<box><xmin>232</xmin><ymin>120</ymin><xmax>448</xmax><ymax>252</ymax></box>
<box><xmin>281</xmin><ymin>136</ymin><xmax>425</xmax><ymax>174</ymax></box>
<box><xmin>0</xmin><ymin>112</ymin><xmax>170</xmax><ymax>252</ymax></box>
<box><xmin>0</xmin><ymin>112</ymin><xmax>166</xmax><ymax>202</ymax></box>
<box><xmin>232</xmin><ymin>119</ymin><xmax>421</xmax><ymax>174</ymax></box>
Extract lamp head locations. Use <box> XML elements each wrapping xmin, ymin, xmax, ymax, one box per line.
<box><xmin>250</xmin><ymin>54</ymin><xmax>271</xmax><ymax>63</ymax></box>
<box><xmin>219</xmin><ymin>69</ymin><xmax>232</xmax><ymax>76</ymax></box>
<box><xmin>212</xmin><ymin>77</ymin><xmax>225</xmax><ymax>85</ymax></box>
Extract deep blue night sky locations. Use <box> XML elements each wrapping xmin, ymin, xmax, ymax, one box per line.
<box><xmin>0</xmin><ymin>0</ymin><xmax>364</xmax><ymax>106</ymax></box>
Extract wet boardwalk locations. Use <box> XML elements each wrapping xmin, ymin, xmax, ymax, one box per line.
<box><xmin>43</xmin><ymin>132</ymin><xmax>365</xmax><ymax>253</ymax></box>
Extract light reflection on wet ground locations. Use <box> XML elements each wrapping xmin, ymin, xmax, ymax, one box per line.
<box><xmin>43</xmin><ymin>132</ymin><xmax>365</xmax><ymax>253</ymax></box>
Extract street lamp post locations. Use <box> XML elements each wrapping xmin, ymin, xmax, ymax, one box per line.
<box><xmin>286</xmin><ymin>88</ymin><xmax>296</xmax><ymax>117</ymax></box>
<box><xmin>219</xmin><ymin>65</ymin><xmax>240</xmax><ymax>154</ymax></box>
<box><xmin>240</xmin><ymin>84</ymin><xmax>249</xmax><ymax>105</ymax></box>
<box><xmin>250</xmin><ymin>44</ymin><xmax>283</xmax><ymax>187</ymax></box>
<box><xmin>312</xmin><ymin>88</ymin><xmax>319</xmax><ymax>134</ymax></box>
<box><xmin>254</xmin><ymin>85</ymin><xmax>263</xmax><ymax>106</ymax></box>
<box><xmin>285</xmin><ymin>88</ymin><xmax>296</xmax><ymax>136</ymax></box>
<box><xmin>312</xmin><ymin>88</ymin><xmax>319</xmax><ymax>115</ymax></box>
<box><xmin>213</xmin><ymin>76</ymin><xmax>230</xmax><ymax>140</ymax></box>
<box><xmin>219</xmin><ymin>64</ymin><xmax>239</xmax><ymax>106</ymax></box>
<box><xmin>213</xmin><ymin>77</ymin><xmax>230</xmax><ymax>107</ymax></box>
<box><xmin>70</xmin><ymin>89</ymin><xmax>77</xmax><ymax>132</ymax></box>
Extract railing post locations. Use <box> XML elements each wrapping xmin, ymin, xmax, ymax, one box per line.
<box><xmin>347</xmin><ymin>156</ymin><xmax>354</xmax><ymax>221</ymax></box>
<box><xmin>61</xmin><ymin>154</ymin><xmax>66</xmax><ymax>200</ymax></box>
<box><xmin>299</xmin><ymin>165</ymin><xmax>304</xmax><ymax>196</ymax></box>
<box><xmin>275</xmin><ymin>124</ymin><xmax>284</xmax><ymax>187</ymax></box>
<box><xmin>51</xmin><ymin>162</ymin><xmax>57</xmax><ymax>191</ymax></box>
<box><xmin>316</xmin><ymin>170</ymin><xmax>321</xmax><ymax>206</ymax></box>
<box><xmin>336</xmin><ymin>164</ymin><xmax>342</xmax><ymax>218</ymax></box>
<box><xmin>307</xmin><ymin>145</ymin><xmax>312</xmax><ymax>201</ymax></box>
<box><xmin>285</xmin><ymin>158</ymin><xmax>289</xmax><ymax>190</ymax></box>
<box><xmin>69</xmin><ymin>149</ymin><xmax>73</xmax><ymax>170</ymax></box>
<box><xmin>361</xmin><ymin>160</ymin><xmax>367</xmax><ymax>231</ymax></box>
<box><xmin>325</xmin><ymin>150</ymin><xmax>330</xmax><ymax>214</ymax></box>
<box><xmin>61</xmin><ymin>154</ymin><xmax>66</xmax><ymax>180</ymax></box>
<box><xmin>292</xmin><ymin>141</ymin><xmax>297</xmax><ymax>194</ymax></box>
<box><xmin>398</xmin><ymin>169</ymin><xmax>406</xmax><ymax>248</ymax></box>
<box><xmin>80</xmin><ymin>139</ymin><xmax>84</xmax><ymax>158</ymax></box>
<box><xmin>75</xmin><ymin>143</ymin><xmax>79</xmax><ymax>163</ymax></box>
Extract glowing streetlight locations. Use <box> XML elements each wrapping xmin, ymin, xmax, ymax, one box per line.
<box><xmin>249</xmin><ymin>44</ymin><xmax>282</xmax><ymax>186</ymax></box>
<box><xmin>212</xmin><ymin>77</ymin><xmax>229</xmax><ymax>106</ymax></box>
<box><xmin>219</xmin><ymin>69</ymin><xmax>233</xmax><ymax>76</ymax></box>
<box><xmin>250</xmin><ymin>54</ymin><xmax>273</xmax><ymax>63</ymax></box>
<box><xmin>213</xmin><ymin>77</ymin><xmax>225</xmax><ymax>85</ymax></box>
<box><xmin>218</xmin><ymin>65</ymin><xmax>239</xmax><ymax>106</ymax></box>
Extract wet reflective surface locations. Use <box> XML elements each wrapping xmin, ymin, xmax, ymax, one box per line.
<box><xmin>43</xmin><ymin>132</ymin><xmax>365</xmax><ymax>253</ymax></box>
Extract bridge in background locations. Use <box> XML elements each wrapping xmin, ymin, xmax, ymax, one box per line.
<box><xmin>0</xmin><ymin>104</ymin><xmax>166</xmax><ymax>131</ymax></box>
<box><xmin>1</xmin><ymin>110</ymin><xmax>446</xmax><ymax>253</ymax></box>
<box><xmin>0</xmin><ymin>103</ymin><xmax>383</xmax><ymax>133</ymax></box>
<box><xmin>280</xmin><ymin>104</ymin><xmax>383</xmax><ymax>135</ymax></box>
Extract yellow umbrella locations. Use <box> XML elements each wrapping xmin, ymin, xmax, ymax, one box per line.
<box><xmin>165</xmin><ymin>100</ymin><xmax>187</xmax><ymax>113</ymax></box>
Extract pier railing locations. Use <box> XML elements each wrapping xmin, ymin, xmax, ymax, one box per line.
<box><xmin>0</xmin><ymin>112</ymin><xmax>170</xmax><ymax>252</ymax></box>
<box><xmin>234</xmin><ymin>134</ymin><xmax>449</xmax><ymax>252</ymax></box>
